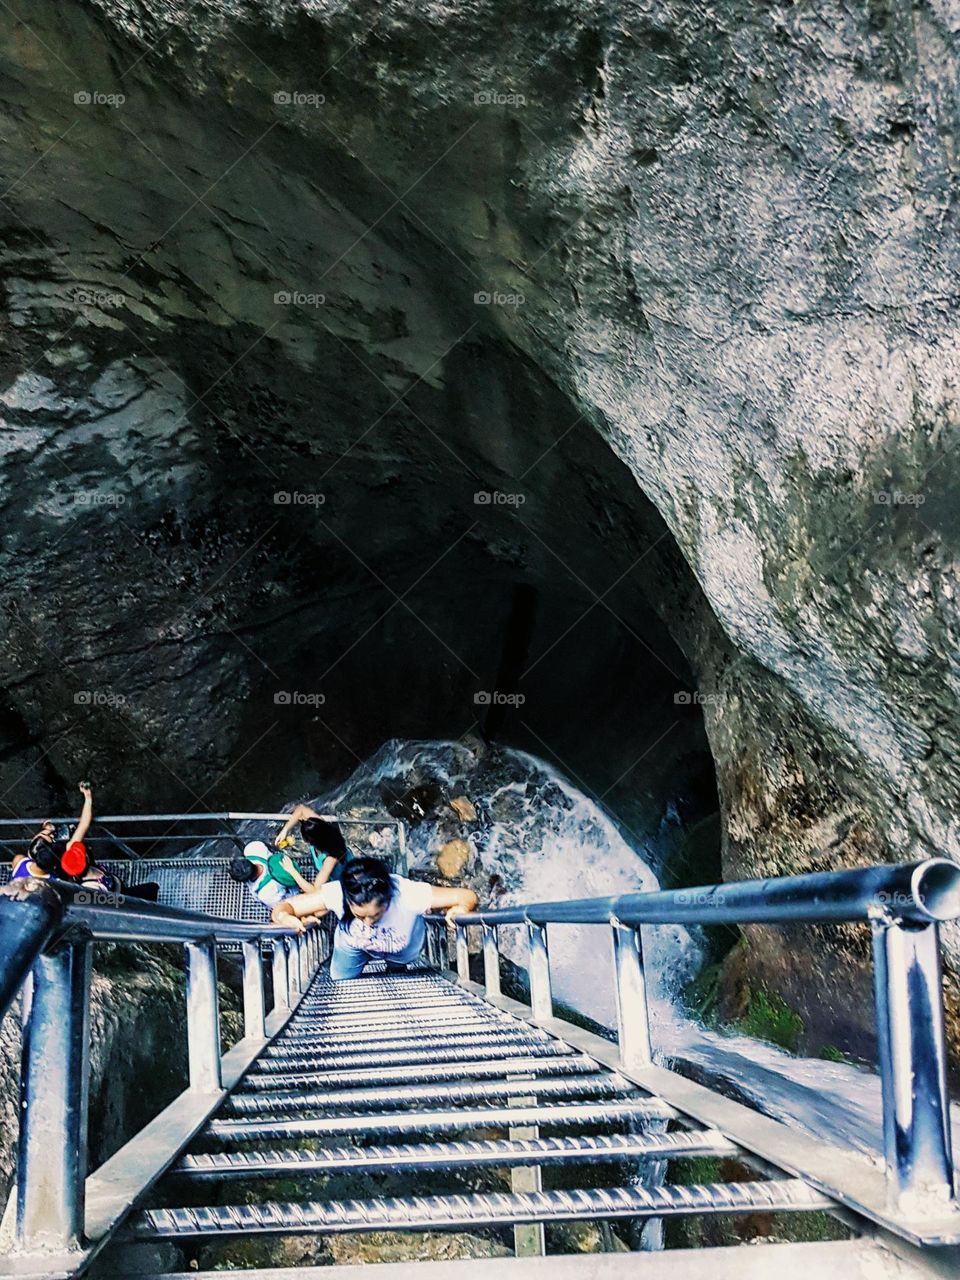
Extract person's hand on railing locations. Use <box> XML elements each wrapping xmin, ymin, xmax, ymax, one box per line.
<box><xmin>427</xmin><ymin>886</ymin><xmax>479</xmax><ymax>925</ymax></box>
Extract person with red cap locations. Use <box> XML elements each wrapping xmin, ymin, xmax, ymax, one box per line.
<box><xmin>13</xmin><ymin>781</ymin><xmax>94</xmax><ymax>881</ymax></box>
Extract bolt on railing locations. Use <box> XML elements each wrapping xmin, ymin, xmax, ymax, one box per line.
<box><xmin>430</xmin><ymin>858</ymin><xmax>960</xmax><ymax>1218</ymax></box>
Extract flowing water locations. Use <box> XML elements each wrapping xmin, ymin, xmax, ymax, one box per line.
<box><xmin>256</xmin><ymin>737</ymin><xmax>959</xmax><ymax>1157</ymax></box>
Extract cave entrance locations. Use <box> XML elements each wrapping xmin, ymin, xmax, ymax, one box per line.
<box><xmin>0</xmin><ymin>5</ymin><xmax>721</xmax><ymax>889</ymax></box>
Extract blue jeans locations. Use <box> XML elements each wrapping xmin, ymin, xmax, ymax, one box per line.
<box><xmin>329</xmin><ymin>924</ymin><xmax>425</xmax><ymax>980</ymax></box>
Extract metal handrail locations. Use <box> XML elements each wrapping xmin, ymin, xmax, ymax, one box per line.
<box><xmin>427</xmin><ymin>856</ymin><xmax>960</xmax><ymax>1226</ymax></box>
<box><xmin>0</xmin><ymin>811</ymin><xmax>396</xmax><ymax>826</ymax></box>
<box><xmin>441</xmin><ymin>859</ymin><xmax>960</xmax><ymax>928</ymax></box>
<box><xmin>0</xmin><ymin>874</ymin><xmax>327</xmax><ymax>1269</ymax></box>
<box><xmin>0</xmin><ymin>810</ymin><xmax>409</xmax><ymax>872</ymax></box>
<box><xmin>0</xmin><ymin>876</ymin><xmax>296</xmax><ymax>1026</ymax></box>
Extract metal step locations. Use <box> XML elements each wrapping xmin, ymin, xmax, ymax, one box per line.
<box><xmin>242</xmin><ymin>1055</ymin><xmax>597</xmax><ymax>1091</ymax></box>
<box><xmin>129</xmin><ymin>1178</ymin><xmax>831</xmax><ymax>1240</ymax></box>
<box><xmin>288</xmin><ymin>1011</ymin><xmax>509</xmax><ymax>1031</ymax></box>
<box><xmin>308</xmin><ymin>977</ymin><xmax>450</xmax><ymax>988</ymax></box>
<box><xmin>299</xmin><ymin>987</ymin><xmax>466</xmax><ymax>1003</ymax></box>
<box><xmin>224</xmin><ymin>1073</ymin><xmax>635</xmax><ymax>1116</ymax></box>
<box><xmin>204</xmin><ymin>1098</ymin><xmax>675</xmax><ymax>1143</ymax></box>
<box><xmin>288</xmin><ymin>998</ymin><xmax>496</xmax><ymax>1018</ymax></box>
<box><xmin>299</xmin><ymin>987</ymin><xmax>467</xmax><ymax>1006</ymax></box>
<box><xmin>290</xmin><ymin>1001</ymin><xmax>481</xmax><ymax>1020</ymax></box>
<box><xmin>268</xmin><ymin>1029</ymin><xmax>549</xmax><ymax>1056</ymax></box>
<box><xmin>286</xmin><ymin>1014</ymin><xmax>513</xmax><ymax>1035</ymax></box>
<box><xmin>176</xmin><ymin>1130</ymin><xmax>738</xmax><ymax>1180</ymax></box>
<box><xmin>276</xmin><ymin>1018</ymin><xmax>544</xmax><ymax>1041</ymax></box>
<box><xmin>252</xmin><ymin>1040</ymin><xmax>574</xmax><ymax>1073</ymax></box>
<box><xmin>261</xmin><ymin>1041</ymin><xmax>554</xmax><ymax>1068</ymax></box>
<box><xmin>278</xmin><ymin>1023</ymin><xmax>513</xmax><ymax>1043</ymax></box>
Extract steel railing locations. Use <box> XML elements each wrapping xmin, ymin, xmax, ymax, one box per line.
<box><xmin>3</xmin><ymin>849</ymin><xmax>960</xmax><ymax>1265</ymax></box>
<box><xmin>0</xmin><ymin>875</ymin><xmax>331</xmax><ymax>1269</ymax></box>
<box><xmin>0</xmin><ymin>811</ymin><xmax>408</xmax><ymax>870</ymax></box>
<box><xmin>424</xmin><ymin>857</ymin><xmax>960</xmax><ymax>1221</ymax></box>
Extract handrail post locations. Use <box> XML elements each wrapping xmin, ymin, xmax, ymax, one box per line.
<box><xmin>15</xmin><ymin>938</ymin><xmax>91</xmax><ymax>1256</ymax></box>
<box><xmin>526</xmin><ymin>922</ymin><xmax>553</xmax><ymax>1021</ymax></box>
<box><xmin>271</xmin><ymin>939</ymin><xmax>290</xmax><ymax>1012</ymax></box>
<box><xmin>297</xmin><ymin>934</ymin><xmax>309</xmax><ymax>992</ymax></box>
<box><xmin>871</xmin><ymin>916</ymin><xmax>955</xmax><ymax>1210</ymax></box>
<box><xmin>241</xmin><ymin>940</ymin><xmax>266</xmax><ymax>1041</ymax></box>
<box><xmin>185</xmin><ymin>940</ymin><xmax>221</xmax><ymax>1092</ymax></box>
<box><xmin>482</xmin><ymin>924</ymin><xmax>501</xmax><ymax>997</ymax></box>
<box><xmin>0</xmin><ymin>880</ymin><xmax>64</xmax><ymax>1025</ymax></box>
<box><xmin>611</xmin><ymin>920</ymin><xmax>652</xmax><ymax>1073</ymax></box>
<box><xmin>455</xmin><ymin>923</ymin><xmax>470</xmax><ymax>984</ymax></box>
<box><xmin>287</xmin><ymin>938</ymin><xmax>301</xmax><ymax>1002</ymax></box>
<box><xmin>424</xmin><ymin>921</ymin><xmax>438</xmax><ymax>969</ymax></box>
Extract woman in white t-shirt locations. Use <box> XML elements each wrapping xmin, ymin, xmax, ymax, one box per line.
<box><xmin>273</xmin><ymin>857</ymin><xmax>478</xmax><ymax>980</ymax></box>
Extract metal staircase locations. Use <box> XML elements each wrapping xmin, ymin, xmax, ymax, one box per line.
<box><xmin>122</xmin><ymin>968</ymin><xmax>828</xmax><ymax>1270</ymax></box>
<box><xmin>1</xmin><ymin>835</ymin><xmax>960</xmax><ymax>1278</ymax></box>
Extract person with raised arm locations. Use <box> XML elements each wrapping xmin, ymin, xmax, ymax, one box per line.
<box><xmin>274</xmin><ymin>804</ymin><xmax>350</xmax><ymax>886</ymax></box>
<box><xmin>12</xmin><ymin>780</ymin><xmax>94</xmax><ymax>881</ymax></box>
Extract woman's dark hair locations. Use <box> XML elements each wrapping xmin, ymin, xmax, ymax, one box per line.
<box><xmin>339</xmin><ymin>857</ymin><xmax>393</xmax><ymax>930</ymax></box>
<box><xmin>228</xmin><ymin>854</ymin><xmax>257</xmax><ymax>883</ymax></box>
<box><xmin>28</xmin><ymin>840</ymin><xmax>58</xmax><ymax>874</ymax></box>
<box><xmin>300</xmin><ymin>818</ymin><xmax>347</xmax><ymax>860</ymax></box>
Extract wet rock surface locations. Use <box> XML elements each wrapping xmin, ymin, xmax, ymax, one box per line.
<box><xmin>1</xmin><ymin>2</ymin><xmax>959</xmax><ymax>1066</ymax></box>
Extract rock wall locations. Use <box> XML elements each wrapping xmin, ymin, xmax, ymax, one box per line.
<box><xmin>1</xmin><ymin>1</ymin><xmax>959</xmax><ymax>1056</ymax></box>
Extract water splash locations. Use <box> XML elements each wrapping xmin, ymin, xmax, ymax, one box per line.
<box><xmin>260</xmin><ymin>736</ymin><xmax>959</xmax><ymax>1154</ymax></box>
<box><xmin>318</xmin><ymin>737</ymin><xmax>701</xmax><ymax>1027</ymax></box>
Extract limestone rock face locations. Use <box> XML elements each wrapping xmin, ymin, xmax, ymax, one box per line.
<box><xmin>2</xmin><ymin>2</ymin><xmax>960</xmax><ymax>1056</ymax></box>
